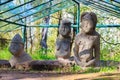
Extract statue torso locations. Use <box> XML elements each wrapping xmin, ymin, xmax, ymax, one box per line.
<box><xmin>75</xmin><ymin>33</ymin><xmax>99</xmax><ymax>62</ymax></box>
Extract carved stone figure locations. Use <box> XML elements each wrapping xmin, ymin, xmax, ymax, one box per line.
<box><xmin>9</xmin><ymin>34</ymin><xmax>32</xmax><ymax>67</ymax></box>
<box><xmin>55</xmin><ymin>19</ymin><xmax>71</xmax><ymax>60</ymax></box>
<box><xmin>74</xmin><ymin>12</ymin><xmax>100</xmax><ymax>67</ymax></box>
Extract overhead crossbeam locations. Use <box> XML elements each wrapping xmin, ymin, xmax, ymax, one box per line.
<box><xmin>4</xmin><ymin>0</ymin><xmax>52</xmax><ymax>20</ymax></box>
<box><xmin>0</xmin><ymin>0</ymin><xmax>35</xmax><ymax>14</ymax></box>
<box><xmin>28</xmin><ymin>24</ymin><xmax>120</xmax><ymax>28</ymax></box>
<box><xmin>0</xmin><ymin>18</ymin><xmax>27</xmax><ymax>27</ymax></box>
<box><xmin>78</xmin><ymin>0</ymin><xmax>120</xmax><ymax>18</ymax></box>
<box><xmin>13</xmin><ymin>0</ymin><xmax>66</xmax><ymax>22</ymax></box>
<box><xmin>0</xmin><ymin>0</ymin><xmax>69</xmax><ymax>27</ymax></box>
<box><xmin>0</xmin><ymin>0</ymin><xmax>13</xmax><ymax>6</ymax></box>
<box><xmin>89</xmin><ymin>4</ymin><xmax>120</xmax><ymax>17</ymax></box>
<box><xmin>101</xmin><ymin>0</ymin><xmax>120</xmax><ymax>8</ymax></box>
<box><xmin>29</xmin><ymin>0</ymin><xmax>75</xmax><ymax>23</ymax></box>
<box><xmin>97</xmin><ymin>24</ymin><xmax>120</xmax><ymax>28</ymax></box>
<box><xmin>85</xmin><ymin>0</ymin><xmax>120</xmax><ymax>15</ymax></box>
<box><xmin>0</xmin><ymin>26</ymin><xmax>20</xmax><ymax>33</ymax></box>
<box><xmin>89</xmin><ymin>0</ymin><xmax>120</xmax><ymax>13</ymax></box>
<box><xmin>0</xmin><ymin>0</ymin><xmax>53</xmax><ymax>27</ymax></box>
<box><xmin>90</xmin><ymin>5</ymin><xmax>120</xmax><ymax>18</ymax></box>
<box><xmin>113</xmin><ymin>0</ymin><xmax>120</xmax><ymax>4</ymax></box>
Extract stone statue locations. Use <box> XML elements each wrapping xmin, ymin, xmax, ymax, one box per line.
<box><xmin>9</xmin><ymin>34</ymin><xmax>32</xmax><ymax>68</ymax></box>
<box><xmin>55</xmin><ymin>19</ymin><xmax>72</xmax><ymax>60</ymax></box>
<box><xmin>74</xmin><ymin>12</ymin><xmax>100</xmax><ymax>67</ymax></box>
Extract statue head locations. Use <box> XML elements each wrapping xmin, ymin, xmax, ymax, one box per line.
<box><xmin>9</xmin><ymin>34</ymin><xmax>24</xmax><ymax>57</ymax></box>
<box><xmin>59</xmin><ymin>19</ymin><xmax>71</xmax><ymax>37</ymax></box>
<box><xmin>81</xmin><ymin>12</ymin><xmax>97</xmax><ymax>34</ymax></box>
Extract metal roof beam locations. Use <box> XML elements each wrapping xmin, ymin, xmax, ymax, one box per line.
<box><xmin>86</xmin><ymin>1</ymin><xmax>120</xmax><ymax>16</ymax></box>
<box><xmin>27</xmin><ymin>24</ymin><xmax>120</xmax><ymax>28</ymax></box>
<box><xmin>0</xmin><ymin>26</ymin><xmax>20</xmax><ymax>32</ymax></box>
<box><xmin>89</xmin><ymin>0</ymin><xmax>120</xmax><ymax>13</ymax></box>
<box><xmin>0</xmin><ymin>19</ymin><xmax>27</xmax><ymax>27</ymax></box>
<box><xmin>4</xmin><ymin>0</ymin><xmax>52</xmax><ymax>20</ymax></box>
<box><xmin>90</xmin><ymin>5</ymin><xmax>120</xmax><ymax>18</ymax></box>
<box><xmin>113</xmin><ymin>0</ymin><xmax>120</xmax><ymax>4</ymax></box>
<box><xmin>0</xmin><ymin>0</ymin><xmax>66</xmax><ymax>27</ymax></box>
<box><xmin>0</xmin><ymin>0</ymin><xmax>13</xmax><ymax>6</ymax></box>
<box><xmin>79</xmin><ymin>0</ymin><xmax>120</xmax><ymax>17</ymax></box>
<box><xmin>101</xmin><ymin>0</ymin><xmax>120</xmax><ymax>8</ymax></box>
<box><xmin>13</xmin><ymin>0</ymin><xmax>66</xmax><ymax>21</ymax></box>
<box><xmin>97</xmin><ymin>24</ymin><xmax>120</xmax><ymax>28</ymax></box>
<box><xmin>29</xmin><ymin>0</ymin><xmax>74</xmax><ymax>23</ymax></box>
<box><xmin>0</xmin><ymin>0</ymin><xmax>35</xmax><ymax>14</ymax></box>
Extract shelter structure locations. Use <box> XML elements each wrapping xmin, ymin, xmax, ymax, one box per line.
<box><xmin>0</xmin><ymin>0</ymin><xmax>120</xmax><ymax>42</ymax></box>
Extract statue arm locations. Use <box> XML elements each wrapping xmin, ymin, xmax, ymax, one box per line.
<box><xmin>94</xmin><ymin>36</ymin><xmax>100</xmax><ymax>67</ymax></box>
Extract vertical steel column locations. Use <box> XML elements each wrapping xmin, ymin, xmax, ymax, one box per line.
<box><xmin>22</xmin><ymin>18</ymin><xmax>27</xmax><ymax>51</ymax></box>
<box><xmin>23</xmin><ymin>25</ymin><xmax>26</xmax><ymax>43</ymax></box>
<box><xmin>76</xmin><ymin>2</ymin><xmax>80</xmax><ymax>33</ymax></box>
<box><xmin>25</xmin><ymin>18</ymin><xmax>27</xmax><ymax>52</ymax></box>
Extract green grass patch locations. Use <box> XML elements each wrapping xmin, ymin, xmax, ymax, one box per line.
<box><xmin>83</xmin><ymin>66</ymin><xmax>117</xmax><ymax>73</ymax></box>
<box><xmin>0</xmin><ymin>48</ymin><xmax>12</xmax><ymax>60</ymax></box>
<box><xmin>54</xmin><ymin>65</ymin><xmax>117</xmax><ymax>73</ymax></box>
<box><xmin>70</xmin><ymin>65</ymin><xmax>82</xmax><ymax>73</ymax></box>
<box><xmin>99</xmin><ymin>66</ymin><xmax>117</xmax><ymax>72</ymax></box>
<box><xmin>30</xmin><ymin>48</ymin><xmax>55</xmax><ymax>60</ymax></box>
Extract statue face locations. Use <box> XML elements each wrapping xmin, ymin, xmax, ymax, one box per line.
<box><xmin>81</xmin><ymin>19</ymin><xmax>94</xmax><ymax>33</ymax></box>
<box><xmin>81</xmin><ymin>13</ymin><xmax>95</xmax><ymax>34</ymax></box>
<box><xmin>59</xmin><ymin>24</ymin><xmax>71</xmax><ymax>36</ymax></box>
<box><xmin>59</xmin><ymin>20</ymin><xmax>71</xmax><ymax>36</ymax></box>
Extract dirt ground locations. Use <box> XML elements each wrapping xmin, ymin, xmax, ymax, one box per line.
<box><xmin>0</xmin><ymin>70</ymin><xmax>120</xmax><ymax>80</ymax></box>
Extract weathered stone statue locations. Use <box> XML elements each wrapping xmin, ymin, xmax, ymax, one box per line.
<box><xmin>9</xmin><ymin>34</ymin><xmax>32</xmax><ymax>67</ymax></box>
<box><xmin>74</xmin><ymin>12</ymin><xmax>100</xmax><ymax>67</ymax></box>
<box><xmin>55</xmin><ymin>19</ymin><xmax>71</xmax><ymax>60</ymax></box>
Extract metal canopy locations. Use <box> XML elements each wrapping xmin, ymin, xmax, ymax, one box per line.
<box><xmin>0</xmin><ymin>0</ymin><xmax>76</xmax><ymax>32</ymax></box>
<box><xmin>0</xmin><ymin>0</ymin><xmax>120</xmax><ymax>33</ymax></box>
<box><xmin>77</xmin><ymin>0</ymin><xmax>120</xmax><ymax>18</ymax></box>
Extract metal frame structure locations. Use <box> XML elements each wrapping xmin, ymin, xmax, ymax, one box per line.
<box><xmin>0</xmin><ymin>0</ymin><xmax>120</xmax><ymax>35</ymax></box>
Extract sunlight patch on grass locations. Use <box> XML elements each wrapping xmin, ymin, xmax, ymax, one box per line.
<box><xmin>0</xmin><ymin>48</ymin><xmax>12</xmax><ymax>60</ymax></box>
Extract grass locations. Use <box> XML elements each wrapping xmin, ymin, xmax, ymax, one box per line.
<box><xmin>0</xmin><ymin>48</ymin><xmax>55</xmax><ymax>60</ymax></box>
<box><xmin>30</xmin><ymin>48</ymin><xmax>56</xmax><ymax>60</ymax></box>
<box><xmin>0</xmin><ymin>47</ymin><xmax>119</xmax><ymax>73</ymax></box>
<box><xmin>99</xmin><ymin>66</ymin><xmax>117</xmax><ymax>72</ymax></box>
<box><xmin>0</xmin><ymin>48</ymin><xmax>12</xmax><ymax>60</ymax></box>
<box><xmin>83</xmin><ymin>66</ymin><xmax>117</xmax><ymax>73</ymax></box>
<box><xmin>55</xmin><ymin>65</ymin><xmax>117</xmax><ymax>73</ymax></box>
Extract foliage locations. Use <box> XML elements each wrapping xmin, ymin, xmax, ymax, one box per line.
<box><xmin>84</xmin><ymin>66</ymin><xmax>117</xmax><ymax>73</ymax></box>
<box><xmin>98</xmin><ymin>28</ymin><xmax>120</xmax><ymax>61</ymax></box>
<box><xmin>99</xmin><ymin>66</ymin><xmax>117</xmax><ymax>72</ymax></box>
<box><xmin>0</xmin><ymin>48</ymin><xmax>12</xmax><ymax>60</ymax></box>
<box><xmin>30</xmin><ymin>48</ymin><xmax>55</xmax><ymax>60</ymax></box>
<box><xmin>70</xmin><ymin>65</ymin><xmax>82</xmax><ymax>73</ymax></box>
<box><xmin>55</xmin><ymin>66</ymin><xmax>117</xmax><ymax>73</ymax></box>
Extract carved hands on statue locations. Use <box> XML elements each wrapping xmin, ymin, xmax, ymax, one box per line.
<box><xmin>74</xmin><ymin>53</ymin><xmax>96</xmax><ymax>67</ymax></box>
